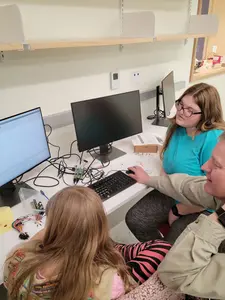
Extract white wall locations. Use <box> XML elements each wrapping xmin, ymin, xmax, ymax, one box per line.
<box><xmin>0</xmin><ymin>0</ymin><xmax>224</xmax><ymax>119</ymax></box>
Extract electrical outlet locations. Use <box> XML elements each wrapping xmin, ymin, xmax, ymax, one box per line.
<box><xmin>131</xmin><ymin>71</ymin><xmax>141</xmax><ymax>85</ymax></box>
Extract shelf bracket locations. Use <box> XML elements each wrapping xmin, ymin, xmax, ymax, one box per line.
<box><xmin>23</xmin><ymin>43</ymin><xmax>31</xmax><ymax>51</ymax></box>
<box><xmin>0</xmin><ymin>51</ymin><xmax>4</xmax><ymax>62</ymax></box>
<box><xmin>119</xmin><ymin>0</ymin><xmax>124</xmax><ymax>51</ymax></box>
<box><xmin>119</xmin><ymin>44</ymin><xmax>124</xmax><ymax>52</ymax></box>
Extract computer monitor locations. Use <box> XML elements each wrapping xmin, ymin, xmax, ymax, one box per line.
<box><xmin>71</xmin><ymin>90</ymin><xmax>143</xmax><ymax>162</ymax></box>
<box><xmin>0</xmin><ymin>108</ymin><xmax>50</xmax><ymax>207</ymax></box>
<box><xmin>151</xmin><ymin>71</ymin><xmax>175</xmax><ymax>127</ymax></box>
<box><xmin>162</xmin><ymin>71</ymin><xmax>176</xmax><ymax>118</ymax></box>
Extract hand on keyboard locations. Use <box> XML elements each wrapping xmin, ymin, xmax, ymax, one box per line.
<box><xmin>88</xmin><ymin>171</ymin><xmax>136</xmax><ymax>201</ymax></box>
<box><xmin>127</xmin><ymin>166</ymin><xmax>150</xmax><ymax>185</ymax></box>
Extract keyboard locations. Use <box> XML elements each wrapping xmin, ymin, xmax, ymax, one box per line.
<box><xmin>88</xmin><ymin>171</ymin><xmax>136</xmax><ymax>201</ymax></box>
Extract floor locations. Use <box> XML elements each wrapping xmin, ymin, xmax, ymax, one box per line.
<box><xmin>110</xmin><ymin>220</ymin><xmax>138</xmax><ymax>244</ymax></box>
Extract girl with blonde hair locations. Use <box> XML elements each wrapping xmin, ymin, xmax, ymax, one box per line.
<box><xmin>126</xmin><ymin>83</ymin><xmax>225</xmax><ymax>243</ymax></box>
<box><xmin>4</xmin><ymin>186</ymin><xmax>171</xmax><ymax>300</ymax></box>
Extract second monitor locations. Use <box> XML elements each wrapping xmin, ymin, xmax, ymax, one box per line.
<box><xmin>149</xmin><ymin>71</ymin><xmax>176</xmax><ymax>127</ymax></box>
<box><xmin>71</xmin><ymin>90</ymin><xmax>142</xmax><ymax>162</ymax></box>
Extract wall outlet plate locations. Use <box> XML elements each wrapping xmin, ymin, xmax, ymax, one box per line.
<box><xmin>131</xmin><ymin>71</ymin><xmax>141</xmax><ymax>86</ymax></box>
<box><xmin>212</xmin><ymin>45</ymin><xmax>217</xmax><ymax>53</ymax></box>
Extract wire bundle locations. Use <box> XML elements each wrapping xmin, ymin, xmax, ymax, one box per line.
<box><xmin>14</xmin><ymin>124</ymin><xmax>112</xmax><ymax>188</ymax></box>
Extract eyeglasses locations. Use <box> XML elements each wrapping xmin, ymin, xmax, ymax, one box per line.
<box><xmin>175</xmin><ymin>100</ymin><xmax>202</xmax><ymax>118</ymax></box>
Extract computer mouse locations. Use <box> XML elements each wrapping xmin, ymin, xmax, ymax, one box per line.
<box><xmin>126</xmin><ymin>169</ymin><xmax>135</xmax><ymax>175</ymax></box>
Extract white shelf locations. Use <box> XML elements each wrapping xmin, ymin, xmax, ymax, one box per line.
<box><xmin>0</xmin><ymin>4</ymin><xmax>219</xmax><ymax>52</ymax></box>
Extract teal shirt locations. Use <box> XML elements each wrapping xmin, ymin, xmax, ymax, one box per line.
<box><xmin>163</xmin><ymin>127</ymin><xmax>223</xmax><ymax>210</ymax></box>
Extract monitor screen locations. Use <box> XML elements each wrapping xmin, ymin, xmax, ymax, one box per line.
<box><xmin>71</xmin><ymin>90</ymin><xmax>143</xmax><ymax>152</ymax></box>
<box><xmin>162</xmin><ymin>71</ymin><xmax>176</xmax><ymax>117</ymax></box>
<box><xmin>0</xmin><ymin>108</ymin><xmax>50</xmax><ymax>187</ymax></box>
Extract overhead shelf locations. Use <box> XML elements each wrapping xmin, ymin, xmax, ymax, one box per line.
<box><xmin>155</xmin><ymin>33</ymin><xmax>211</xmax><ymax>42</ymax></box>
<box><xmin>0</xmin><ymin>43</ymin><xmax>23</xmax><ymax>51</ymax></box>
<box><xmin>0</xmin><ymin>34</ymin><xmax>214</xmax><ymax>52</ymax></box>
<box><xmin>192</xmin><ymin>66</ymin><xmax>225</xmax><ymax>81</ymax></box>
<box><xmin>26</xmin><ymin>37</ymin><xmax>155</xmax><ymax>51</ymax></box>
<box><xmin>0</xmin><ymin>4</ymin><xmax>219</xmax><ymax>52</ymax></box>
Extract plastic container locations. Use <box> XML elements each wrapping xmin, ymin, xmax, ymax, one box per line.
<box><xmin>18</xmin><ymin>188</ymin><xmax>48</xmax><ymax>214</ymax></box>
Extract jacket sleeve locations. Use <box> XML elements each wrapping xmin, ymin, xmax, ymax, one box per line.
<box><xmin>148</xmin><ymin>174</ymin><xmax>221</xmax><ymax>210</ymax></box>
<box><xmin>158</xmin><ymin>214</ymin><xmax>225</xmax><ymax>299</ymax></box>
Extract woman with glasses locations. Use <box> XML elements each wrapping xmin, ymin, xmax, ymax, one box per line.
<box><xmin>125</xmin><ymin>83</ymin><xmax>225</xmax><ymax>244</ymax></box>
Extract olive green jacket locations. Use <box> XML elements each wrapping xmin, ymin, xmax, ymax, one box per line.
<box><xmin>148</xmin><ymin>174</ymin><xmax>225</xmax><ymax>300</ymax></box>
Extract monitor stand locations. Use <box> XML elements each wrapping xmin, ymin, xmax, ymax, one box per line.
<box><xmin>152</xmin><ymin>117</ymin><xmax>170</xmax><ymax>127</ymax></box>
<box><xmin>147</xmin><ymin>85</ymin><xmax>169</xmax><ymax>128</ymax></box>
<box><xmin>91</xmin><ymin>144</ymin><xmax>126</xmax><ymax>164</ymax></box>
<box><xmin>0</xmin><ymin>181</ymin><xmax>33</xmax><ymax>208</ymax></box>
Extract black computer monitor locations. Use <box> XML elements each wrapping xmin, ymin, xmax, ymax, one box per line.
<box><xmin>0</xmin><ymin>108</ymin><xmax>50</xmax><ymax>207</ymax></box>
<box><xmin>71</xmin><ymin>90</ymin><xmax>143</xmax><ymax>162</ymax></box>
<box><xmin>151</xmin><ymin>71</ymin><xmax>175</xmax><ymax>127</ymax></box>
<box><xmin>162</xmin><ymin>71</ymin><xmax>176</xmax><ymax>118</ymax></box>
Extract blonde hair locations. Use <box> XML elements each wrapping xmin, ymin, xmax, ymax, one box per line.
<box><xmin>161</xmin><ymin>83</ymin><xmax>225</xmax><ymax>159</ymax></box>
<box><xmin>8</xmin><ymin>186</ymin><xmax>133</xmax><ymax>300</ymax></box>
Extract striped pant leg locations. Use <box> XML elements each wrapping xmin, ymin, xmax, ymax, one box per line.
<box><xmin>115</xmin><ymin>240</ymin><xmax>171</xmax><ymax>284</ymax></box>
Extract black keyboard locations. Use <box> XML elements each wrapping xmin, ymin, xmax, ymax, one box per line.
<box><xmin>88</xmin><ymin>171</ymin><xmax>136</xmax><ymax>201</ymax></box>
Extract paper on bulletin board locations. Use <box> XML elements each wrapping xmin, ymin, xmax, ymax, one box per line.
<box><xmin>0</xmin><ymin>206</ymin><xmax>13</xmax><ymax>235</ymax></box>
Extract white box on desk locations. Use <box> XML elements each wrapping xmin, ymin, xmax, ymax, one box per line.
<box><xmin>132</xmin><ymin>133</ymin><xmax>163</xmax><ymax>153</ymax></box>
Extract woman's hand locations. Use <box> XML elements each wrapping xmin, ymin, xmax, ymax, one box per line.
<box><xmin>127</xmin><ymin>166</ymin><xmax>151</xmax><ymax>185</ymax></box>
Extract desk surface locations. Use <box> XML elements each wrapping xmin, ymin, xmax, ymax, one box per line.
<box><xmin>0</xmin><ymin>122</ymin><xmax>167</xmax><ymax>284</ymax></box>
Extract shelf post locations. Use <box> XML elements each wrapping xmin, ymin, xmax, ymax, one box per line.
<box><xmin>185</xmin><ymin>0</ymin><xmax>193</xmax><ymax>45</ymax></box>
<box><xmin>119</xmin><ymin>0</ymin><xmax>124</xmax><ymax>51</ymax></box>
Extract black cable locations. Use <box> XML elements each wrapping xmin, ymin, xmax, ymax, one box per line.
<box><xmin>69</xmin><ymin>140</ymin><xmax>77</xmax><ymax>158</ymax></box>
<box><xmin>88</xmin><ymin>143</ymin><xmax>113</xmax><ymax>156</ymax></box>
<box><xmin>22</xmin><ymin>159</ymin><xmax>73</xmax><ymax>188</ymax></box>
<box><xmin>48</xmin><ymin>160</ymin><xmax>74</xmax><ymax>175</ymax></box>
<box><xmin>80</xmin><ymin>152</ymin><xmax>84</xmax><ymax>164</ymax></box>
<box><xmin>48</xmin><ymin>141</ymin><xmax>61</xmax><ymax>159</ymax></box>
<box><xmin>14</xmin><ymin>175</ymin><xmax>23</xmax><ymax>184</ymax></box>
<box><xmin>23</xmin><ymin>162</ymin><xmax>60</xmax><ymax>187</ymax></box>
<box><xmin>76</xmin><ymin>156</ymin><xmax>98</xmax><ymax>185</ymax></box>
<box><xmin>44</xmin><ymin>124</ymin><xmax>53</xmax><ymax>137</ymax></box>
<box><xmin>20</xmin><ymin>126</ymin><xmax>79</xmax><ymax>187</ymax></box>
<box><xmin>62</xmin><ymin>173</ymin><xmax>73</xmax><ymax>187</ymax></box>
<box><xmin>44</xmin><ymin>124</ymin><xmax>61</xmax><ymax>158</ymax></box>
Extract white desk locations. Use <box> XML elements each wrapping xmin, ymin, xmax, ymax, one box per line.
<box><xmin>0</xmin><ymin>123</ymin><xmax>167</xmax><ymax>283</ymax></box>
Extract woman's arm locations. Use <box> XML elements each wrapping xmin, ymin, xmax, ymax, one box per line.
<box><xmin>158</xmin><ymin>206</ymin><xmax>225</xmax><ymax>299</ymax></box>
<box><xmin>176</xmin><ymin>203</ymin><xmax>204</xmax><ymax>215</ymax></box>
